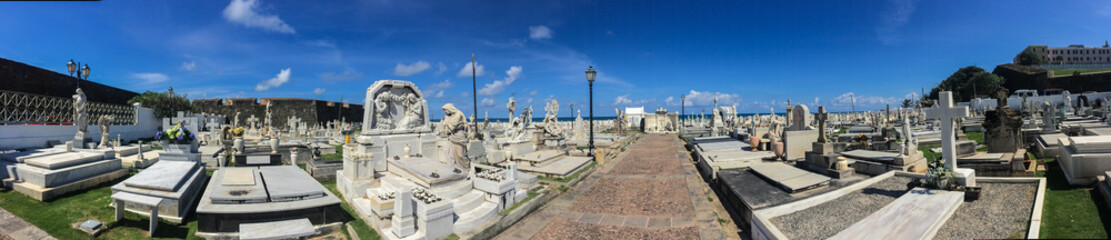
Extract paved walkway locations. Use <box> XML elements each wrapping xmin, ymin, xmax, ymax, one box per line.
<box><xmin>0</xmin><ymin>206</ymin><xmax>55</xmax><ymax>240</ymax></box>
<box><xmin>495</xmin><ymin>134</ymin><xmax>736</xmax><ymax>240</ymax></box>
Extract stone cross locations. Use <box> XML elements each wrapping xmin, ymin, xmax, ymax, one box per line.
<box><xmin>246</xmin><ymin>115</ymin><xmax>259</xmax><ymax>129</ymax></box>
<box><xmin>924</xmin><ymin>91</ymin><xmax>968</xmax><ymax>170</ymax></box>
<box><xmin>816</xmin><ymin>106</ymin><xmax>828</xmax><ymax>143</ymax></box>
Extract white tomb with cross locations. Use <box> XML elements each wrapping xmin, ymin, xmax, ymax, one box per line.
<box><xmin>925</xmin><ymin>91</ymin><xmax>976</xmax><ymax>187</ymax></box>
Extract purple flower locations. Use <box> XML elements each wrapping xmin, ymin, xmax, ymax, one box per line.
<box><xmin>190</xmin><ymin>133</ymin><xmax>196</xmax><ymax>139</ymax></box>
<box><xmin>155</xmin><ymin>131</ymin><xmax>162</xmax><ymax>140</ymax></box>
<box><xmin>177</xmin><ymin>134</ymin><xmax>183</xmax><ymax>140</ymax></box>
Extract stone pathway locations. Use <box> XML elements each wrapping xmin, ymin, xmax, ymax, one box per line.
<box><xmin>0</xmin><ymin>206</ymin><xmax>56</xmax><ymax>240</ymax></box>
<box><xmin>495</xmin><ymin>134</ymin><xmax>736</xmax><ymax>240</ymax></box>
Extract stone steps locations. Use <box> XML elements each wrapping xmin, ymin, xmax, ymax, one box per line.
<box><xmin>451</xmin><ymin>201</ymin><xmax>498</xmax><ymax>233</ymax></box>
<box><xmin>433</xmin><ymin>178</ymin><xmax>473</xmax><ymax>200</ymax></box>
<box><xmin>452</xmin><ymin>191</ymin><xmax>485</xmax><ymax>212</ymax></box>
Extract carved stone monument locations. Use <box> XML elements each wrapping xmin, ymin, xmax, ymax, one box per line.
<box><xmin>98</xmin><ymin>115</ymin><xmax>114</xmax><ymax>149</ymax></box>
<box><xmin>73</xmin><ymin>88</ymin><xmax>90</xmax><ymax>148</ymax></box>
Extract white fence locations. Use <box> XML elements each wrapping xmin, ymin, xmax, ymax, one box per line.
<box><xmin>968</xmin><ymin>91</ymin><xmax>1111</xmax><ymax>111</ymax></box>
<box><xmin>0</xmin><ymin>107</ymin><xmax>159</xmax><ymax>150</ymax></box>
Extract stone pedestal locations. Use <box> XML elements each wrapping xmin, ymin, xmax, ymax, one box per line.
<box><xmin>414</xmin><ymin>196</ymin><xmax>454</xmax><ymax>240</ymax></box>
<box><xmin>954</xmin><ymin>168</ymin><xmax>976</xmax><ymax>187</ymax></box>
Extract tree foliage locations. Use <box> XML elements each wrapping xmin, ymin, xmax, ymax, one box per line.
<box><xmin>928</xmin><ymin>66</ymin><xmax>1007</xmax><ymax>103</ymax></box>
<box><xmin>127</xmin><ymin>91</ymin><xmax>193</xmax><ymax>119</ymax></box>
<box><xmin>1017</xmin><ymin>50</ymin><xmax>1043</xmax><ymax>65</ymax></box>
<box><xmin>901</xmin><ymin>98</ymin><xmax>915</xmax><ymax>108</ymax></box>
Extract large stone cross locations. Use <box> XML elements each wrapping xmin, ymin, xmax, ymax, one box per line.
<box><xmin>924</xmin><ymin>91</ymin><xmax>968</xmax><ymax>170</ymax></box>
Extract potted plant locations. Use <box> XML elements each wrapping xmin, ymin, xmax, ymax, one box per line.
<box><xmin>925</xmin><ymin>157</ymin><xmax>952</xmax><ymax>189</ymax></box>
<box><xmin>156</xmin><ymin>123</ymin><xmax>197</xmax><ymax>153</ymax></box>
<box><xmin>963</xmin><ymin>186</ymin><xmax>982</xmax><ymax>201</ymax></box>
<box><xmin>230</xmin><ymin>127</ymin><xmax>245</xmax><ymax>153</ymax></box>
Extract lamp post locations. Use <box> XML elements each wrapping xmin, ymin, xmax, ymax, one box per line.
<box><xmin>681</xmin><ymin>94</ymin><xmax>685</xmax><ymax>122</ymax></box>
<box><xmin>67</xmin><ymin>59</ymin><xmax>91</xmax><ymax>88</ymax></box>
<box><xmin>585</xmin><ymin>66</ymin><xmax>597</xmax><ymax>157</ymax></box>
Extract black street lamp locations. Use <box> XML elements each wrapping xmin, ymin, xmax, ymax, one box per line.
<box><xmin>67</xmin><ymin>59</ymin><xmax>91</xmax><ymax>88</ymax></box>
<box><xmin>681</xmin><ymin>94</ymin><xmax>685</xmax><ymax>123</ymax></box>
<box><xmin>585</xmin><ymin>66</ymin><xmax>597</xmax><ymax>157</ymax></box>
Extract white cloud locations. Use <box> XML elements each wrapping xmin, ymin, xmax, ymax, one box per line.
<box><xmin>529</xmin><ymin>90</ymin><xmax>538</xmax><ymax>96</ymax></box>
<box><xmin>683</xmin><ymin>90</ymin><xmax>741</xmax><ymax>106</ymax></box>
<box><xmin>179</xmin><ymin>61</ymin><xmax>196</xmax><ymax>71</ymax></box>
<box><xmin>456</xmin><ymin>62</ymin><xmax>486</xmax><ymax>77</ymax></box>
<box><xmin>434</xmin><ymin>62</ymin><xmax>447</xmax><ymax>76</ymax></box>
<box><xmin>481</xmin><ymin>98</ymin><xmax>496</xmax><ymax>107</ymax></box>
<box><xmin>614</xmin><ymin>95</ymin><xmax>633</xmax><ymax>105</ymax></box>
<box><xmin>425</xmin><ymin>79</ymin><xmax>453</xmax><ymax>98</ymax></box>
<box><xmin>904</xmin><ymin>92</ymin><xmax>919</xmax><ymax>100</ymax></box>
<box><xmin>831</xmin><ymin>92</ymin><xmax>900</xmax><ymax>109</ymax></box>
<box><xmin>477</xmin><ymin>66</ymin><xmax>523</xmax><ymax>96</ymax></box>
<box><xmin>307</xmin><ymin>39</ymin><xmax>335</xmax><ymax>48</ymax></box>
<box><xmin>313</xmin><ymin>88</ymin><xmax>326</xmax><ymax>95</ymax></box>
<box><xmin>255</xmin><ymin>68</ymin><xmax>291</xmax><ymax>91</ymax></box>
<box><xmin>876</xmin><ymin>0</ymin><xmax>918</xmax><ymax>44</ymax></box>
<box><xmin>223</xmin><ymin>0</ymin><xmax>296</xmax><ymax>34</ymax></box>
<box><xmin>319</xmin><ymin>69</ymin><xmax>363</xmax><ymax>82</ymax></box>
<box><xmin>665</xmin><ymin>96</ymin><xmax>675</xmax><ymax>106</ymax></box>
<box><xmin>529</xmin><ymin>25</ymin><xmax>553</xmax><ymax>40</ymax></box>
<box><xmin>394</xmin><ymin>61</ymin><xmax>431</xmax><ymax>76</ymax></box>
<box><xmin>131</xmin><ymin>73</ymin><xmax>169</xmax><ymax>84</ymax></box>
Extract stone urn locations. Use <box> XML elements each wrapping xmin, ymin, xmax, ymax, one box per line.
<box><xmin>233</xmin><ymin>137</ymin><xmax>245</xmax><ymax>153</ymax></box>
<box><xmin>834</xmin><ymin>156</ymin><xmax>850</xmax><ymax>171</ymax></box>
<box><xmin>772</xmin><ymin>141</ymin><xmax>784</xmax><ymax>160</ymax></box>
<box><xmin>269</xmin><ymin>138</ymin><xmax>280</xmax><ymax>154</ymax></box>
<box><xmin>749</xmin><ymin>136</ymin><xmax>761</xmax><ymax>151</ymax></box>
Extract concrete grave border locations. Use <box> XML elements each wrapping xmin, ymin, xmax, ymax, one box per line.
<box><xmin>750</xmin><ymin>171</ymin><xmax>897</xmax><ymax>240</ymax></box>
<box><xmin>748</xmin><ymin>171</ymin><xmax>1045</xmax><ymax>240</ymax></box>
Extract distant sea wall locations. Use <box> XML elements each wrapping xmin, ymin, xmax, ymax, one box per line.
<box><xmin>994</xmin><ymin>63</ymin><xmax>1111</xmax><ymax>93</ymax></box>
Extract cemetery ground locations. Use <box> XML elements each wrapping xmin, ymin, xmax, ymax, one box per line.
<box><xmin>494</xmin><ymin>134</ymin><xmax>737</xmax><ymax>240</ymax></box>
<box><xmin>918</xmin><ymin>134</ymin><xmax>1111</xmax><ymax>239</ymax></box>
<box><xmin>0</xmin><ymin>161</ymin><xmax>382</xmax><ymax>240</ymax></box>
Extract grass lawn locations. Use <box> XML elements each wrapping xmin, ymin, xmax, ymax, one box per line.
<box><xmin>964</xmin><ymin>131</ymin><xmax>988</xmax><ymax>152</ymax></box>
<box><xmin>1033</xmin><ymin>154</ymin><xmax>1111</xmax><ymax>238</ymax></box>
<box><xmin>0</xmin><ymin>172</ymin><xmax>203</xmax><ymax>239</ymax></box>
<box><xmin>0</xmin><ymin>170</ymin><xmax>380</xmax><ymax>240</ymax></box>
<box><xmin>320</xmin><ymin>180</ymin><xmax>381</xmax><ymax>240</ymax></box>
<box><xmin>1050</xmin><ymin>67</ymin><xmax>1111</xmax><ymax>76</ymax></box>
<box><xmin>321</xmin><ymin>144</ymin><xmax>344</xmax><ymax>162</ymax></box>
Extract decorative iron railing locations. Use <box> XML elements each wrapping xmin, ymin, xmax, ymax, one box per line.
<box><xmin>0</xmin><ymin>90</ymin><xmax>135</xmax><ymax>125</ymax></box>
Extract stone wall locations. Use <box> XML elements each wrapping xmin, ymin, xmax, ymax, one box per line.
<box><xmin>192</xmin><ymin>98</ymin><xmax>363</xmax><ymax>128</ymax></box>
<box><xmin>0</xmin><ymin>58</ymin><xmax>138</xmax><ymax>105</ymax></box>
<box><xmin>994</xmin><ymin>63</ymin><xmax>1111</xmax><ymax>93</ymax></box>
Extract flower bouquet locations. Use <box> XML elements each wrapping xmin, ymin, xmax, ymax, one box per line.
<box><xmin>230</xmin><ymin>127</ymin><xmax>245</xmax><ymax>138</ymax></box>
<box><xmin>156</xmin><ymin>124</ymin><xmax>196</xmax><ymax>144</ymax></box>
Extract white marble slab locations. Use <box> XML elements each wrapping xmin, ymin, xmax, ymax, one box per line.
<box><xmin>239</xmin><ymin>218</ymin><xmax>315</xmax><ymax>240</ymax></box>
<box><xmin>1070</xmin><ymin>136</ymin><xmax>1111</xmax><ymax>153</ymax></box>
<box><xmin>123</xmin><ymin>161</ymin><xmax>199</xmax><ymax>191</ymax></box>
<box><xmin>221</xmin><ymin>168</ymin><xmax>255</xmax><ymax>186</ymax></box>
<box><xmin>829</xmin><ymin>188</ymin><xmax>963</xmax><ymax>240</ymax></box>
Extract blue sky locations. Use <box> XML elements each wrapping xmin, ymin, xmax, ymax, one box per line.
<box><xmin>2</xmin><ymin>0</ymin><xmax>1110</xmax><ymax>118</ymax></box>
